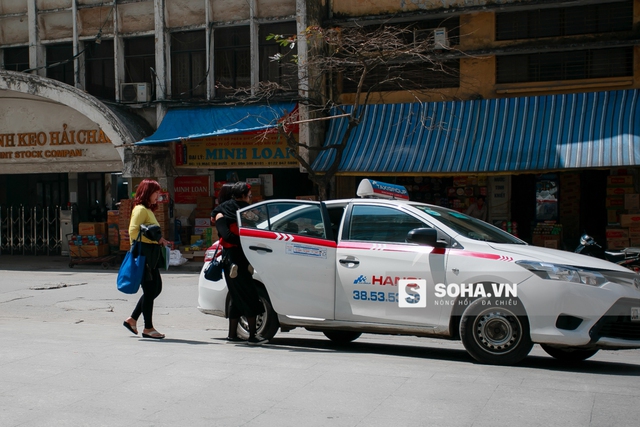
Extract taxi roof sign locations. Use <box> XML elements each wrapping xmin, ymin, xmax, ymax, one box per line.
<box><xmin>356</xmin><ymin>179</ymin><xmax>410</xmax><ymax>200</ymax></box>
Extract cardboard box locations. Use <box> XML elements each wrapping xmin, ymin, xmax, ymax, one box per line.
<box><xmin>194</xmin><ymin>218</ymin><xmax>211</xmax><ymax>227</ymax></box>
<box><xmin>606</xmin><ymin>197</ymin><xmax>625</xmax><ymax>209</ymax></box>
<box><xmin>607</xmin><ymin>238</ymin><xmax>629</xmax><ymax>250</ymax></box>
<box><xmin>194</xmin><ymin>208</ymin><xmax>212</xmax><ymax>218</ymax></box>
<box><xmin>625</xmin><ymin>194</ymin><xmax>640</xmax><ymax>210</ymax></box>
<box><xmin>620</xmin><ymin>214</ymin><xmax>640</xmax><ymax>227</ymax></box>
<box><xmin>107</xmin><ymin>210</ymin><xmax>119</xmax><ymax>224</ymax></box>
<box><xmin>607</xmin><ymin>175</ymin><xmax>634</xmax><ymax>186</ymax></box>
<box><xmin>194</xmin><ymin>226</ymin><xmax>210</xmax><ymax>235</ymax></box>
<box><xmin>201</xmin><ymin>226</ymin><xmax>218</xmax><ymax>246</ymax></box>
<box><xmin>606</xmin><ymin>187</ymin><xmax>635</xmax><ymax>196</ymax></box>
<box><xmin>606</xmin><ymin>228</ymin><xmax>629</xmax><ymax>239</ymax></box>
<box><xmin>78</xmin><ymin>222</ymin><xmax>107</xmax><ymax>235</ymax></box>
<box><xmin>532</xmin><ymin>235</ymin><xmax>561</xmax><ymax>247</ymax></box>
<box><xmin>251</xmin><ymin>184</ymin><xmax>263</xmax><ymax>197</ymax></box>
<box><xmin>607</xmin><ymin>210</ymin><xmax>620</xmax><ymax>224</ymax></box>
<box><xmin>70</xmin><ymin>244</ymin><xmax>109</xmax><ymax>258</ymax></box>
<box><xmin>196</xmin><ymin>196</ymin><xmax>214</xmax><ymax>209</ymax></box>
<box><xmin>627</xmin><ymin>227</ymin><xmax>640</xmax><ymax>240</ymax></box>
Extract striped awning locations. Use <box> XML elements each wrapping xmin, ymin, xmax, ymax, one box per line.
<box><xmin>312</xmin><ymin>90</ymin><xmax>640</xmax><ymax>174</ymax></box>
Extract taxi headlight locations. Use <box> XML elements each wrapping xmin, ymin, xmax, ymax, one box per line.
<box><xmin>516</xmin><ymin>261</ymin><xmax>606</xmax><ymax>286</ymax></box>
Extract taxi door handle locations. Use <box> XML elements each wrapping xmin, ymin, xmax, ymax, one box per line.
<box><xmin>249</xmin><ymin>246</ymin><xmax>272</xmax><ymax>253</ymax></box>
<box><xmin>339</xmin><ymin>258</ymin><xmax>359</xmax><ymax>266</ymax></box>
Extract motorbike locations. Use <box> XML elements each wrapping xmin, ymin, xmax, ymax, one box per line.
<box><xmin>575</xmin><ymin>234</ymin><xmax>640</xmax><ymax>272</ymax></box>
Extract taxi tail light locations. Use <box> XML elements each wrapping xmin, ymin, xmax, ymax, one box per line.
<box><xmin>204</xmin><ymin>242</ymin><xmax>220</xmax><ymax>263</ymax></box>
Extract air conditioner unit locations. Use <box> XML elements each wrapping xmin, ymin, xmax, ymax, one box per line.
<box><xmin>413</xmin><ymin>27</ymin><xmax>449</xmax><ymax>50</ymax></box>
<box><xmin>433</xmin><ymin>28</ymin><xmax>449</xmax><ymax>50</ymax></box>
<box><xmin>120</xmin><ymin>82</ymin><xmax>151</xmax><ymax>103</ymax></box>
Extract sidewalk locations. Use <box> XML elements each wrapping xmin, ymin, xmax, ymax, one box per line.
<box><xmin>0</xmin><ymin>254</ymin><xmax>204</xmax><ymax>273</ymax></box>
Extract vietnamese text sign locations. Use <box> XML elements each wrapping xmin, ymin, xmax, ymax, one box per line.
<box><xmin>177</xmin><ymin>133</ymin><xmax>299</xmax><ymax>168</ymax></box>
<box><xmin>174</xmin><ymin>176</ymin><xmax>210</xmax><ymax>204</ymax></box>
<box><xmin>0</xmin><ymin>124</ymin><xmax>113</xmax><ymax>161</ymax></box>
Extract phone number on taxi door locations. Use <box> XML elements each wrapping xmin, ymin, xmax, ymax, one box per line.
<box><xmin>353</xmin><ymin>290</ymin><xmax>399</xmax><ymax>302</ymax></box>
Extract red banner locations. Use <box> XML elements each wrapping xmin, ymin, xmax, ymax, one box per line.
<box><xmin>174</xmin><ymin>176</ymin><xmax>209</xmax><ymax>204</ymax></box>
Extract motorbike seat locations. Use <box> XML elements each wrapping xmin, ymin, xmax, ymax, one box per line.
<box><xmin>604</xmin><ymin>251</ymin><xmax>627</xmax><ymax>263</ymax></box>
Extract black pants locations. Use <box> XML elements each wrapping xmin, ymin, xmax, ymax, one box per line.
<box><xmin>224</xmin><ymin>246</ymin><xmax>263</xmax><ymax>319</ymax></box>
<box><xmin>131</xmin><ymin>243</ymin><xmax>163</xmax><ymax>329</ymax></box>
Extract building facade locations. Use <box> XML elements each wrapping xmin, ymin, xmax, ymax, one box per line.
<box><xmin>1</xmin><ymin>0</ymin><xmax>639</xmax><ymax>252</ymax></box>
<box><xmin>0</xmin><ymin>0</ymin><xmax>318</xmax><ymax>253</ymax></box>
<box><xmin>316</xmin><ymin>0</ymin><xmax>640</xmax><ymax>249</ymax></box>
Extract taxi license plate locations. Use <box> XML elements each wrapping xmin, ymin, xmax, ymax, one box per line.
<box><xmin>632</xmin><ymin>307</ymin><xmax>640</xmax><ymax>322</ymax></box>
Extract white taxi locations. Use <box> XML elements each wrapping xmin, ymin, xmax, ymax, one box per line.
<box><xmin>198</xmin><ymin>180</ymin><xmax>640</xmax><ymax>365</ymax></box>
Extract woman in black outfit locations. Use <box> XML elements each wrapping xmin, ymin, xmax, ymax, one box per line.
<box><xmin>212</xmin><ymin>182</ymin><xmax>266</xmax><ymax>345</ymax></box>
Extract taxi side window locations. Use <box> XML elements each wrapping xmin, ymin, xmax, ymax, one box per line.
<box><xmin>349</xmin><ymin>205</ymin><xmax>427</xmax><ymax>243</ymax></box>
<box><xmin>241</xmin><ymin>202</ymin><xmax>326</xmax><ymax>239</ymax></box>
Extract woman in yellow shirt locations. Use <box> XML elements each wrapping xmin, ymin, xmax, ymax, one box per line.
<box><xmin>123</xmin><ymin>179</ymin><xmax>171</xmax><ymax>339</ymax></box>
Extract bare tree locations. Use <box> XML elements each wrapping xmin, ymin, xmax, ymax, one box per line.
<box><xmin>240</xmin><ymin>23</ymin><xmax>460</xmax><ymax>200</ymax></box>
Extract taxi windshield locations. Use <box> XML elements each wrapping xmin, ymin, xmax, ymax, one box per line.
<box><xmin>411</xmin><ymin>204</ymin><xmax>525</xmax><ymax>244</ymax></box>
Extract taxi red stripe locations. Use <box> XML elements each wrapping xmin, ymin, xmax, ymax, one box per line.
<box><xmin>240</xmin><ymin>228</ymin><xmax>337</xmax><ymax>248</ymax></box>
<box><xmin>337</xmin><ymin>242</ymin><xmax>512</xmax><ymax>261</ymax></box>
<box><xmin>448</xmin><ymin>249</ymin><xmax>514</xmax><ymax>262</ymax></box>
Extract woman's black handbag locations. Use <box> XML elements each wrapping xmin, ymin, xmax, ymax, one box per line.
<box><xmin>204</xmin><ymin>246</ymin><xmax>223</xmax><ymax>282</ymax></box>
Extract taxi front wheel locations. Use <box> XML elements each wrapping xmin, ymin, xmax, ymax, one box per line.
<box><xmin>459</xmin><ymin>298</ymin><xmax>533</xmax><ymax>365</ymax></box>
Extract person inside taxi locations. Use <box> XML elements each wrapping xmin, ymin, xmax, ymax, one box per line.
<box><xmin>466</xmin><ymin>195</ymin><xmax>488</xmax><ymax>222</ymax></box>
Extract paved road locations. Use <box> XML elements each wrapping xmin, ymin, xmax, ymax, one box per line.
<box><xmin>1</xmin><ymin>256</ymin><xmax>640</xmax><ymax>426</ymax></box>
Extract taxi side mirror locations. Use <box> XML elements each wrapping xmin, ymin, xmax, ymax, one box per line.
<box><xmin>406</xmin><ymin>228</ymin><xmax>439</xmax><ymax>246</ymax></box>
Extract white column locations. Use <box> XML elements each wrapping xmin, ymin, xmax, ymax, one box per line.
<box><xmin>114</xmin><ymin>1</ymin><xmax>124</xmax><ymax>101</ymax></box>
<box><xmin>27</xmin><ymin>0</ymin><xmax>45</xmax><ymax>77</ymax></box>
<box><xmin>154</xmin><ymin>0</ymin><xmax>168</xmax><ymax>125</ymax></box>
<box><xmin>249</xmin><ymin>0</ymin><xmax>259</xmax><ymax>95</ymax></box>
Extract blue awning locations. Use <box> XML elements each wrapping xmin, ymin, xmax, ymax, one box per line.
<box><xmin>312</xmin><ymin>90</ymin><xmax>640</xmax><ymax>174</ymax></box>
<box><xmin>137</xmin><ymin>103</ymin><xmax>297</xmax><ymax>145</ymax></box>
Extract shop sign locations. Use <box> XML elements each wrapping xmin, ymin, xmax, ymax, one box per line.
<box><xmin>176</xmin><ymin>133</ymin><xmax>299</xmax><ymax>168</ymax></box>
<box><xmin>0</xmin><ymin>124</ymin><xmax>112</xmax><ymax>161</ymax></box>
<box><xmin>489</xmin><ymin>176</ymin><xmax>510</xmax><ymax>220</ymax></box>
<box><xmin>174</xmin><ymin>176</ymin><xmax>210</xmax><ymax>204</ymax></box>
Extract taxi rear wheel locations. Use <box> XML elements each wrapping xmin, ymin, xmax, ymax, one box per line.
<box><xmin>323</xmin><ymin>330</ymin><xmax>362</xmax><ymax>343</ymax></box>
<box><xmin>236</xmin><ymin>286</ymin><xmax>279</xmax><ymax>340</ymax></box>
<box><xmin>540</xmin><ymin>344</ymin><xmax>599</xmax><ymax>362</ymax></box>
<box><xmin>460</xmin><ymin>298</ymin><xmax>533</xmax><ymax>365</ymax></box>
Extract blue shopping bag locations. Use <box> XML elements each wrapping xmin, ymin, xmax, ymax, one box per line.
<box><xmin>116</xmin><ymin>233</ymin><xmax>146</xmax><ymax>294</ymax></box>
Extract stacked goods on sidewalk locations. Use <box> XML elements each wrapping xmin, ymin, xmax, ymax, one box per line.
<box><xmin>156</xmin><ymin>191</ymin><xmax>171</xmax><ymax>244</ymax></box>
<box><xmin>69</xmin><ymin>222</ymin><xmax>109</xmax><ymax>257</ymax></box>
<box><xmin>606</xmin><ymin>172</ymin><xmax>640</xmax><ymax>250</ymax></box>
<box><xmin>187</xmin><ymin>196</ymin><xmax>216</xmax><ymax>262</ymax></box>
<box><xmin>118</xmin><ymin>199</ymin><xmax>133</xmax><ymax>251</ymax></box>
<box><xmin>107</xmin><ymin>210</ymin><xmax>119</xmax><ymax>252</ymax></box>
<box><xmin>532</xmin><ymin>223</ymin><xmax>563</xmax><ymax>249</ymax></box>
<box><xmin>559</xmin><ymin>173</ymin><xmax>580</xmax><ymax>245</ymax></box>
